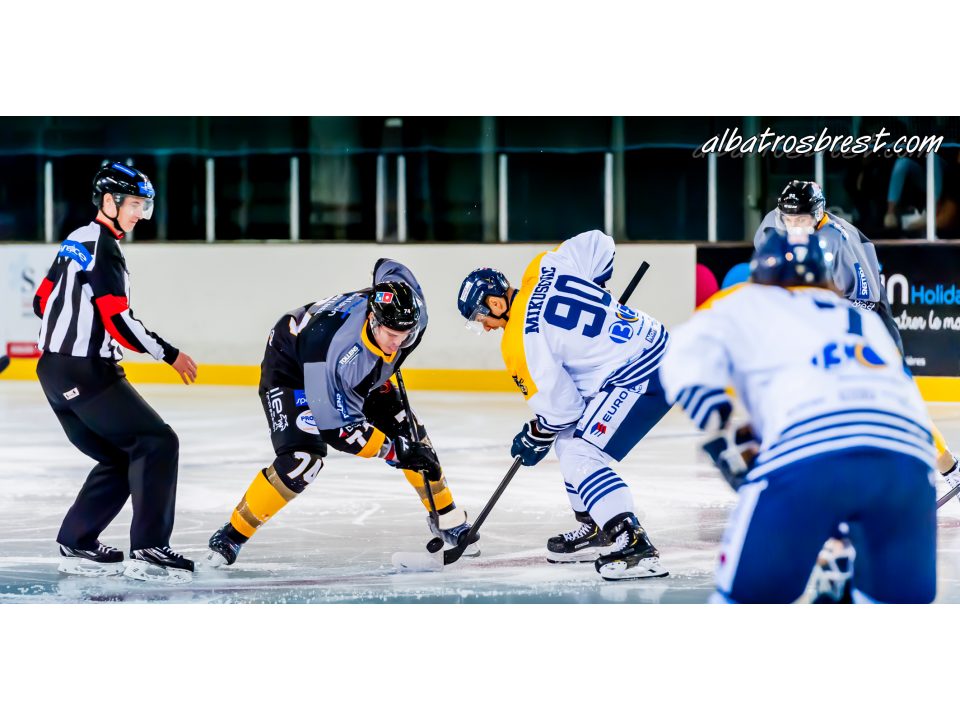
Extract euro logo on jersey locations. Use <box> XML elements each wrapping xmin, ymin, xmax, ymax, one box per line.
<box><xmin>590</xmin><ymin>422</ymin><xmax>607</xmax><ymax>436</ymax></box>
<box><xmin>375</xmin><ymin>291</ymin><xmax>394</xmax><ymax>304</ymax></box>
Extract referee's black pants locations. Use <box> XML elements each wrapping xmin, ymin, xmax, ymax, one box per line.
<box><xmin>36</xmin><ymin>353</ymin><xmax>180</xmax><ymax>551</ymax></box>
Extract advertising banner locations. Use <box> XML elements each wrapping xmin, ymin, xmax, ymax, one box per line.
<box><xmin>695</xmin><ymin>242</ymin><xmax>960</xmax><ymax>377</ymax></box>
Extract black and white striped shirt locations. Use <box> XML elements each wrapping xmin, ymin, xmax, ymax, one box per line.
<box><xmin>33</xmin><ymin>219</ymin><xmax>178</xmax><ymax>363</ymax></box>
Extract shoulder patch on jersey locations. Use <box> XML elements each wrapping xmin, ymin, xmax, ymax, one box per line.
<box><xmin>57</xmin><ymin>239</ymin><xmax>93</xmax><ymax>270</ymax></box>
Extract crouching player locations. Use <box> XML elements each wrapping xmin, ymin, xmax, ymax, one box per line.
<box><xmin>457</xmin><ymin>230</ymin><xmax>671</xmax><ymax>581</ymax></box>
<box><xmin>206</xmin><ymin>258</ymin><xmax>475</xmax><ymax>566</ymax></box>
<box><xmin>660</xmin><ymin>230</ymin><xmax>938</xmax><ymax>603</ymax></box>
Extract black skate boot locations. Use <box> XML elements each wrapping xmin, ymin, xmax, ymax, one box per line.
<box><xmin>595</xmin><ymin>513</ymin><xmax>668</xmax><ymax>581</ymax></box>
<box><xmin>206</xmin><ymin>523</ymin><xmax>248</xmax><ymax>568</ymax></box>
<box><xmin>546</xmin><ymin>510</ymin><xmax>613</xmax><ymax>563</ymax></box>
<box><xmin>428</xmin><ymin>509</ymin><xmax>480</xmax><ymax>557</ymax></box>
<box><xmin>58</xmin><ymin>541</ymin><xmax>125</xmax><ymax>577</ymax></box>
<box><xmin>124</xmin><ymin>546</ymin><xmax>195</xmax><ymax>584</ymax></box>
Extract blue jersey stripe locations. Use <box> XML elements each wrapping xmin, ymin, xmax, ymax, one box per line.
<box><xmin>693</xmin><ymin>397</ymin><xmax>733</xmax><ymax>430</ymax></box>
<box><xmin>747</xmin><ymin>434</ymin><xmax>935</xmax><ymax>479</ymax></box>
<box><xmin>603</xmin><ymin>328</ymin><xmax>668</xmax><ymax>388</ymax></box>
<box><xmin>777</xmin><ymin>407</ymin><xmax>932</xmax><ymax>443</ymax></box>
<box><xmin>749</xmin><ymin>440</ymin><xmax>935</xmax><ymax>481</ymax></box>
<box><xmin>605</xmin><ymin>341</ymin><xmax>667</xmax><ymax>388</ymax></box>
<box><xmin>769</xmin><ymin>419</ymin><xmax>931</xmax><ymax>454</ymax></box>
<box><xmin>688</xmin><ymin>388</ymin><xmax>726</xmax><ymax>420</ymax></box>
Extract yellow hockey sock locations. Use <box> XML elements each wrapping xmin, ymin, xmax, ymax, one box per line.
<box><xmin>402</xmin><ymin>468</ymin><xmax>454</xmax><ymax>511</ymax></box>
<box><xmin>229</xmin><ymin>467</ymin><xmax>298</xmax><ymax>538</ymax></box>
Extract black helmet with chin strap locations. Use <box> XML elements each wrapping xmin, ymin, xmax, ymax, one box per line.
<box><xmin>92</xmin><ymin>161</ymin><xmax>155</xmax><ymax>231</ymax></box>
<box><xmin>368</xmin><ymin>281</ymin><xmax>422</xmax><ymax>333</ymax></box>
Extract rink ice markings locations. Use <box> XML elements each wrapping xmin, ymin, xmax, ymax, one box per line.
<box><xmin>6</xmin><ymin>383</ymin><xmax>960</xmax><ymax>603</ymax></box>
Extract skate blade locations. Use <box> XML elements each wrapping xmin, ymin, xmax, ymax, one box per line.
<box><xmin>58</xmin><ymin>559</ymin><xmax>125</xmax><ymax>577</ymax></box>
<box><xmin>597</xmin><ymin>558</ymin><xmax>669</xmax><ymax>581</ymax></box>
<box><xmin>546</xmin><ymin>546</ymin><xmax>612</xmax><ymax>564</ymax></box>
<box><xmin>392</xmin><ymin>551</ymin><xmax>444</xmax><ymax>573</ymax></box>
<box><xmin>122</xmin><ymin>560</ymin><xmax>193</xmax><ymax>585</ymax></box>
<box><xmin>202</xmin><ymin>550</ymin><xmax>229</xmax><ymax>569</ymax></box>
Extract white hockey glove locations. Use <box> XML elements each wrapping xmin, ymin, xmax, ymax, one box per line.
<box><xmin>702</xmin><ymin>424</ymin><xmax>759</xmax><ymax>491</ymax></box>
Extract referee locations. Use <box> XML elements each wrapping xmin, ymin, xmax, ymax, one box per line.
<box><xmin>33</xmin><ymin>161</ymin><xmax>197</xmax><ymax>583</ymax></box>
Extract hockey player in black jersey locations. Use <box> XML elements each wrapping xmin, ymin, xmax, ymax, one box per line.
<box><xmin>206</xmin><ymin>258</ymin><xmax>476</xmax><ymax>567</ymax></box>
<box><xmin>33</xmin><ymin>161</ymin><xmax>198</xmax><ymax>584</ymax></box>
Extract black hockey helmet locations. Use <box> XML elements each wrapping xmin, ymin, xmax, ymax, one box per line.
<box><xmin>368</xmin><ymin>281</ymin><xmax>422</xmax><ymax>333</ymax></box>
<box><xmin>92</xmin><ymin>161</ymin><xmax>155</xmax><ymax>219</ymax></box>
<box><xmin>750</xmin><ymin>229</ymin><xmax>831</xmax><ymax>287</ymax></box>
<box><xmin>777</xmin><ymin>180</ymin><xmax>825</xmax><ymax>224</ymax></box>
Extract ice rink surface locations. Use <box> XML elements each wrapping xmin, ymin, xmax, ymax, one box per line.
<box><xmin>2</xmin><ymin>380</ymin><xmax>959</xmax><ymax>604</ymax></box>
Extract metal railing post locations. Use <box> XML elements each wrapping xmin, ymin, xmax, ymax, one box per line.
<box><xmin>205</xmin><ymin>157</ymin><xmax>215</xmax><ymax>243</ymax></box>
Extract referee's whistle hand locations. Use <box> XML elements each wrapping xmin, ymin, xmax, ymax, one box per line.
<box><xmin>172</xmin><ymin>352</ymin><xmax>198</xmax><ymax>385</ymax></box>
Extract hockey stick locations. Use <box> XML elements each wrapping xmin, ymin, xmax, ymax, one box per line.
<box><xmin>619</xmin><ymin>261</ymin><xmax>650</xmax><ymax>305</ymax></box>
<box><xmin>440</xmin><ymin>456</ymin><xmax>524</xmax><ymax>565</ymax></box>
<box><xmin>393</xmin><ymin>369</ymin><xmax>445</xmax><ymax>554</ymax></box>
<box><xmin>937</xmin><ymin>484</ymin><xmax>960</xmax><ymax>509</ymax></box>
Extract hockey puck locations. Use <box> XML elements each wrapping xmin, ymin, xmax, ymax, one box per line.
<box><xmin>426</xmin><ymin>537</ymin><xmax>444</xmax><ymax>554</ymax></box>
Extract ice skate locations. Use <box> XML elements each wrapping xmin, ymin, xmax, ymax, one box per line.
<box><xmin>58</xmin><ymin>542</ymin><xmax>125</xmax><ymax>577</ymax></box>
<box><xmin>123</xmin><ymin>546</ymin><xmax>194</xmax><ymax>584</ymax></box>
<box><xmin>428</xmin><ymin>509</ymin><xmax>479</xmax><ymax>558</ymax></box>
<box><xmin>205</xmin><ymin>523</ymin><xmax>246</xmax><ymax>568</ymax></box>
<box><xmin>546</xmin><ymin>511</ymin><xmax>614</xmax><ymax>563</ymax></box>
<box><xmin>943</xmin><ymin>456</ymin><xmax>960</xmax><ymax>506</ymax></box>
<box><xmin>595</xmin><ymin>513</ymin><xmax>668</xmax><ymax>581</ymax></box>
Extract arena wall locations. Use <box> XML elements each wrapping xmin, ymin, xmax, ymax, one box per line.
<box><xmin>0</xmin><ymin>242</ymin><xmax>696</xmax><ymax>391</ymax></box>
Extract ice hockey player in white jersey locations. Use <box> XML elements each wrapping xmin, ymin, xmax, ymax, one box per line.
<box><xmin>758</xmin><ymin>181</ymin><xmax>958</xmax><ymax>597</ymax></box>
<box><xmin>757</xmin><ymin>180</ymin><xmax>960</xmax><ymax>497</ymax></box>
<box><xmin>660</xmin><ymin>230</ymin><xmax>938</xmax><ymax>603</ymax></box>
<box><xmin>456</xmin><ymin>230</ymin><xmax>671</xmax><ymax>581</ymax></box>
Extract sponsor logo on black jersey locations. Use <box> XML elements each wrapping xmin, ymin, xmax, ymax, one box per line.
<box><xmin>338</xmin><ymin>344</ymin><xmax>361</xmax><ymax>366</ymax></box>
<box><xmin>296</xmin><ymin>410</ymin><xmax>320</xmax><ymax>435</ymax></box>
<box><xmin>854</xmin><ymin>263</ymin><xmax>870</xmax><ymax>300</ymax></box>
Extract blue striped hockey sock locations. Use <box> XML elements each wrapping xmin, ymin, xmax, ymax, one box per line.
<box><xmin>575</xmin><ymin>467</ymin><xmax>633</xmax><ymax>529</ymax></box>
<box><xmin>564</xmin><ymin>480</ymin><xmax>586</xmax><ymax>513</ymax></box>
